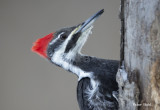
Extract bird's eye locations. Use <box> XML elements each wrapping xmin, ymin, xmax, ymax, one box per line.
<box><xmin>60</xmin><ymin>34</ymin><xmax>67</xmax><ymax>40</ymax></box>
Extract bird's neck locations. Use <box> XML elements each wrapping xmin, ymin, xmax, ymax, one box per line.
<box><xmin>51</xmin><ymin>52</ymin><xmax>92</xmax><ymax>80</ymax></box>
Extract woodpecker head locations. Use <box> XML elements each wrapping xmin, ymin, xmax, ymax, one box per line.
<box><xmin>32</xmin><ymin>9</ymin><xmax>104</xmax><ymax>66</ymax></box>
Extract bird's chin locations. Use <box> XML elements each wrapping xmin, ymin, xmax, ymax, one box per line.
<box><xmin>83</xmin><ymin>25</ymin><xmax>93</xmax><ymax>34</ymax></box>
<box><xmin>77</xmin><ymin>25</ymin><xmax>93</xmax><ymax>53</ymax></box>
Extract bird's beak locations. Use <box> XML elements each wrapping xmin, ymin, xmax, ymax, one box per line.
<box><xmin>75</xmin><ymin>9</ymin><xmax>104</xmax><ymax>34</ymax></box>
<box><xmin>64</xmin><ymin>9</ymin><xmax>104</xmax><ymax>53</ymax></box>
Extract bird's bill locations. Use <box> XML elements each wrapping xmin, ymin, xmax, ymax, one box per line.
<box><xmin>64</xmin><ymin>9</ymin><xmax>104</xmax><ymax>54</ymax></box>
<box><xmin>75</xmin><ymin>9</ymin><xmax>104</xmax><ymax>34</ymax></box>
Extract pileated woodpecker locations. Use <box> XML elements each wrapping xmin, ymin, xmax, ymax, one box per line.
<box><xmin>32</xmin><ymin>9</ymin><xmax>119</xmax><ymax>110</ymax></box>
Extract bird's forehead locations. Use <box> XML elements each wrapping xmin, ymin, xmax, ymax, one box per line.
<box><xmin>54</xmin><ymin>26</ymin><xmax>77</xmax><ymax>38</ymax></box>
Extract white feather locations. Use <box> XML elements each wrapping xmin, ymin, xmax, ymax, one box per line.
<box><xmin>50</xmin><ymin>26</ymin><xmax>116</xmax><ymax>109</ymax></box>
<box><xmin>51</xmin><ymin>26</ymin><xmax>94</xmax><ymax>80</ymax></box>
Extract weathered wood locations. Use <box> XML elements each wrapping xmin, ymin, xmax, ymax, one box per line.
<box><xmin>117</xmin><ymin>0</ymin><xmax>160</xmax><ymax>110</ymax></box>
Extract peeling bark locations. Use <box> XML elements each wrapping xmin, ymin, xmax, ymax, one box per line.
<box><xmin>117</xmin><ymin>0</ymin><xmax>160</xmax><ymax>110</ymax></box>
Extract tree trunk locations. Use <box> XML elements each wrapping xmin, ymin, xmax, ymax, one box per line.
<box><xmin>117</xmin><ymin>0</ymin><xmax>160</xmax><ymax>110</ymax></box>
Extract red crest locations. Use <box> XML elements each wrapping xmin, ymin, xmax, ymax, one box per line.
<box><xmin>32</xmin><ymin>33</ymin><xmax>54</xmax><ymax>58</ymax></box>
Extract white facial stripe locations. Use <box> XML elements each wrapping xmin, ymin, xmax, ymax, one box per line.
<box><xmin>66</xmin><ymin>25</ymin><xmax>93</xmax><ymax>58</ymax></box>
<box><xmin>77</xmin><ymin>25</ymin><xmax>93</xmax><ymax>52</ymax></box>
<box><xmin>51</xmin><ymin>48</ymin><xmax>91</xmax><ymax>80</ymax></box>
<box><xmin>49</xmin><ymin>32</ymin><xmax>65</xmax><ymax>45</ymax></box>
<box><xmin>51</xmin><ymin>41</ymin><xmax>92</xmax><ymax>80</ymax></box>
<box><xmin>58</xmin><ymin>32</ymin><xmax>65</xmax><ymax>38</ymax></box>
<box><xmin>51</xmin><ymin>26</ymin><xmax>93</xmax><ymax>80</ymax></box>
<box><xmin>53</xmin><ymin>28</ymin><xmax>79</xmax><ymax>60</ymax></box>
<box><xmin>50</xmin><ymin>31</ymin><xmax>68</xmax><ymax>46</ymax></box>
<box><xmin>49</xmin><ymin>36</ymin><xmax>58</xmax><ymax>45</ymax></box>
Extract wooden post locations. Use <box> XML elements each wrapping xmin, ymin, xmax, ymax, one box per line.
<box><xmin>117</xmin><ymin>0</ymin><xmax>160</xmax><ymax>110</ymax></box>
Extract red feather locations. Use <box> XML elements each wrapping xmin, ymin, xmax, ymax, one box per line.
<box><xmin>32</xmin><ymin>33</ymin><xmax>54</xmax><ymax>58</ymax></box>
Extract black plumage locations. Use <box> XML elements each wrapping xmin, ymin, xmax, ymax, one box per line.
<box><xmin>34</xmin><ymin>9</ymin><xmax>119</xmax><ymax>110</ymax></box>
<box><xmin>75</xmin><ymin>56</ymin><xmax>119</xmax><ymax>110</ymax></box>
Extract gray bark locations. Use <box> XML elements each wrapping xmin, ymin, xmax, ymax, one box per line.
<box><xmin>117</xmin><ymin>0</ymin><xmax>160</xmax><ymax>110</ymax></box>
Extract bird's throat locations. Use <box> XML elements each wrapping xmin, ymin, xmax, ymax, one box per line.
<box><xmin>51</xmin><ymin>52</ymin><xmax>91</xmax><ymax>80</ymax></box>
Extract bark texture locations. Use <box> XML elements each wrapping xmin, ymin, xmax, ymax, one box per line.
<box><xmin>117</xmin><ymin>0</ymin><xmax>160</xmax><ymax>110</ymax></box>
